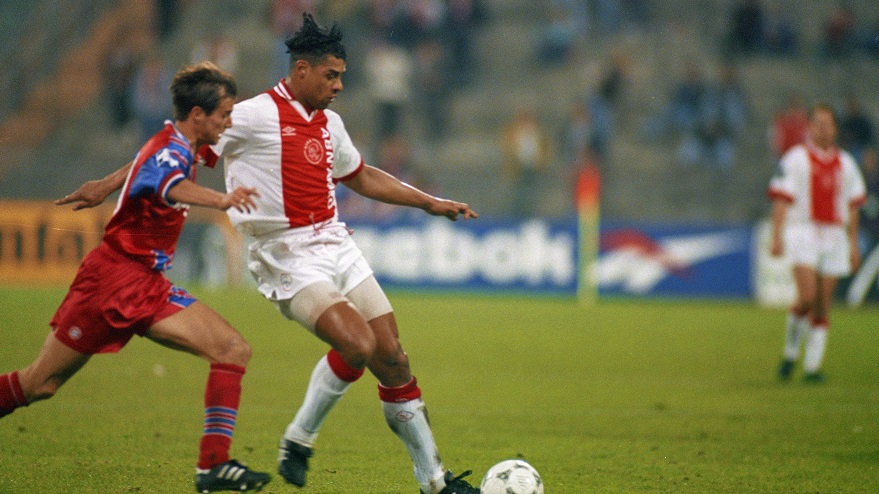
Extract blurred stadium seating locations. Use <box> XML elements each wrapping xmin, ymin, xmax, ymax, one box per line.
<box><xmin>1</xmin><ymin>0</ymin><xmax>877</xmax><ymax>224</ymax></box>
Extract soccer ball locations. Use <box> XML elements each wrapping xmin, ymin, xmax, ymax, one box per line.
<box><xmin>480</xmin><ymin>459</ymin><xmax>544</xmax><ymax>494</ymax></box>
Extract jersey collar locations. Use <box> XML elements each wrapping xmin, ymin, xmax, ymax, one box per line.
<box><xmin>805</xmin><ymin>139</ymin><xmax>838</xmax><ymax>162</ymax></box>
<box><xmin>273</xmin><ymin>79</ymin><xmax>316</xmax><ymax>122</ymax></box>
<box><xmin>167</xmin><ymin>120</ymin><xmax>193</xmax><ymax>151</ymax></box>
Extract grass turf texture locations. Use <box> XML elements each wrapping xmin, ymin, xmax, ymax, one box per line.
<box><xmin>0</xmin><ymin>286</ymin><xmax>878</xmax><ymax>493</ymax></box>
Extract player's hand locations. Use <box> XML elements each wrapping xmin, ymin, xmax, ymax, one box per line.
<box><xmin>222</xmin><ymin>187</ymin><xmax>260</xmax><ymax>213</ymax></box>
<box><xmin>426</xmin><ymin>199</ymin><xmax>478</xmax><ymax>221</ymax></box>
<box><xmin>54</xmin><ymin>180</ymin><xmax>112</xmax><ymax>210</ymax></box>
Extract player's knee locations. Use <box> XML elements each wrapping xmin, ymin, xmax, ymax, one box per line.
<box><xmin>376</xmin><ymin>343</ymin><xmax>409</xmax><ymax>370</ymax></box>
<box><xmin>793</xmin><ymin>299</ymin><xmax>815</xmax><ymax>314</ymax></box>
<box><xmin>338</xmin><ymin>332</ymin><xmax>377</xmax><ymax>369</ymax></box>
<box><xmin>215</xmin><ymin>335</ymin><xmax>252</xmax><ymax>367</ymax></box>
<box><xmin>811</xmin><ymin>306</ymin><xmax>830</xmax><ymax>320</ymax></box>
<box><xmin>369</xmin><ymin>343</ymin><xmax>411</xmax><ymax>386</ymax></box>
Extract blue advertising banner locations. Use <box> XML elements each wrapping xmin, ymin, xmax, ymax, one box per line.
<box><xmin>345</xmin><ymin>218</ymin><xmax>753</xmax><ymax>298</ymax></box>
<box><xmin>596</xmin><ymin>222</ymin><xmax>753</xmax><ymax>298</ymax></box>
<box><xmin>345</xmin><ymin>217</ymin><xmax>578</xmax><ymax>294</ymax></box>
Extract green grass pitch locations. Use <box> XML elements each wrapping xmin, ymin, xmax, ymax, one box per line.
<box><xmin>1</xmin><ymin>286</ymin><xmax>878</xmax><ymax>493</ymax></box>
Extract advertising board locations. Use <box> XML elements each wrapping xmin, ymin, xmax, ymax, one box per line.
<box><xmin>349</xmin><ymin>218</ymin><xmax>754</xmax><ymax>298</ymax></box>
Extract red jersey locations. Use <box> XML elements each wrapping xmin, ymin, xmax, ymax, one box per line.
<box><xmin>103</xmin><ymin>122</ymin><xmax>197</xmax><ymax>270</ymax></box>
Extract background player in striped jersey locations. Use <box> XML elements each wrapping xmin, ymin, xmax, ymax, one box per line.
<box><xmin>8</xmin><ymin>61</ymin><xmax>271</xmax><ymax>492</ymax></box>
<box><xmin>768</xmin><ymin>103</ymin><xmax>866</xmax><ymax>383</ymax></box>
<box><xmin>57</xmin><ymin>15</ymin><xmax>481</xmax><ymax>494</ymax></box>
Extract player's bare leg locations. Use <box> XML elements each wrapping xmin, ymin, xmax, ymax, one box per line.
<box><xmin>779</xmin><ymin>265</ymin><xmax>819</xmax><ymax>380</ymax></box>
<box><xmin>279</xmin><ymin>300</ymin><xmax>371</xmax><ymax>486</ymax></box>
<box><xmin>313</xmin><ymin>301</ymin><xmax>377</xmax><ymax>369</ymax></box>
<box><xmin>812</xmin><ymin>273</ymin><xmax>837</xmax><ymax>323</ymax></box>
<box><xmin>278</xmin><ymin>278</ymin><xmax>478</xmax><ymax>493</ymax></box>
<box><xmin>365</xmin><ymin>312</ymin><xmax>411</xmax><ymax>386</ymax></box>
<box><xmin>802</xmin><ymin>274</ymin><xmax>837</xmax><ymax>382</ymax></box>
<box><xmin>147</xmin><ymin>302</ymin><xmax>270</xmax><ymax>492</ymax></box>
<box><xmin>146</xmin><ymin>301</ymin><xmax>252</xmax><ymax>366</ymax></box>
<box><xmin>0</xmin><ymin>332</ymin><xmax>91</xmax><ymax>417</ymax></box>
<box><xmin>791</xmin><ymin>265</ymin><xmax>819</xmax><ymax>316</ymax></box>
<box><xmin>365</xmin><ymin>313</ymin><xmax>478</xmax><ymax>494</ymax></box>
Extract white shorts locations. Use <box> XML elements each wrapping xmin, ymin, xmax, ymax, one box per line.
<box><xmin>784</xmin><ymin>223</ymin><xmax>852</xmax><ymax>276</ymax></box>
<box><xmin>247</xmin><ymin>223</ymin><xmax>391</xmax><ymax>329</ymax></box>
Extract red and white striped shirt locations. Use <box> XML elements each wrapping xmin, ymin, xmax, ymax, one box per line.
<box><xmin>768</xmin><ymin>142</ymin><xmax>866</xmax><ymax>225</ymax></box>
<box><xmin>200</xmin><ymin>80</ymin><xmax>364</xmax><ymax>236</ymax></box>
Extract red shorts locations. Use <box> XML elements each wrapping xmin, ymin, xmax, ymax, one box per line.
<box><xmin>50</xmin><ymin>243</ymin><xmax>196</xmax><ymax>354</ymax></box>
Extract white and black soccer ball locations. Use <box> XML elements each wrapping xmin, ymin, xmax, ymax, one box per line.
<box><xmin>480</xmin><ymin>459</ymin><xmax>544</xmax><ymax>494</ymax></box>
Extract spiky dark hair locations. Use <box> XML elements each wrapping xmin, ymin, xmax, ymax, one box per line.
<box><xmin>284</xmin><ymin>13</ymin><xmax>346</xmax><ymax>64</ymax></box>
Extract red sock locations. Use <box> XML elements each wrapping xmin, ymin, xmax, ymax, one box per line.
<box><xmin>326</xmin><ymin>348</ymin><xmax>365</xmax><ymax>382</ymax></box>
<box><xmin>198</xmin><ymin>363</ymin><xmax>245</xmax><ymax>470</ymax></box>
<box><xmin>0</xmin><ymin>371</ymin><xmax>27</xmax><ymax>418</ymax></box>
<box><xmin>378</xmin><ymin>377</ymin><xmax>422</xmax><ymax>403</ymax></box>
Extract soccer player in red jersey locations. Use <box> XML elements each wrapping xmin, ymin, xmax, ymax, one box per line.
<box><xmin>2</xmin><ymin>61</ymin><xmax>271</xmax><ymax>493</ymax></box>
<box><xmin>768</xmin><ymin>103</ymin><xmax>866</xmax><ymax>383</ymax></box>
<box><xmin>58</xmin><ymin>15</ymin><xmax>481</xmax><ymax>494</ymax></box>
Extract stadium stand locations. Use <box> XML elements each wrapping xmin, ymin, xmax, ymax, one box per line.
<box><xmin>1</xmin><ymin>0</ymin><xmax>878</xmax><ymax>224</ymax></box>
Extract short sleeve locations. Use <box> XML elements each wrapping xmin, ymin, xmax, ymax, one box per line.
<box><xmin>843</xmin><ymin>152</ymin><xmax>867</xmax><ymax>207</ymax></box>
<box><xmin>206</xmin><ymin>101</ymin><xmax>251</xmax><ymax>165</ymax></box>
<box><xmin>768</xmin><ymin>149</ymin><xmax>797</xmax><ymax>202</ymax></box>
<box><xmin>326</xmin><ymin>110</ymin><xmax>364</xmax><ymax>181</ymax></box>
<box><xmin>128</xmin><ymin>147</ymin><xmax>187</xmax><ymax>205</ymax></box>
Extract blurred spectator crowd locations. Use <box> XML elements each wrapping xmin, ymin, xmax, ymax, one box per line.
<box><xmin>84</xmin><ymin>0</ymin><xmax>879</xmax><ymax>223</ymax></box>
<box><xmin>724</xmin><ymin>0</ymin><xmax>879</xmax><ymax>59</ymax></box>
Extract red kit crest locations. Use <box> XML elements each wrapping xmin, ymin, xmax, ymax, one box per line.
<box><xmin>304</xmin><ymin>137</ymin><xmax>323</xmax><ymax>165</ymax></box>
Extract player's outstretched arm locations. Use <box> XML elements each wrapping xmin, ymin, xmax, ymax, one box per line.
<box><xmin>167</xmin><ymin>179</ymin><xmax>259</xmax><ymax>212</ymax></box>
<box><xmin>343</xmin><ymin>165</ymin><xmax>478</xmax><ymax>221</ymax></box>
<box><xmin>54</xmin><ymin>161</ymin><xmax>133</xmax><ymax>210</ymax></box>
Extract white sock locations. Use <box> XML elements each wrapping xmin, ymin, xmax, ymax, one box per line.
<box><xmin>285</xmin><ymin>355</ymin><xmax>351</xmax><ymax>447</ymax></box>
<box><xmin>803</xmin><ymin>325</ymin><xmax>828</xmax><ymax>373</ymax></box>
<box><xmin>382</xmin><ymin>397</ymin><xmax>446</xmax><ymax>493</ymax></box>
<box><xmin>782</xmin><ymin>312</ymin><xmax>808</xmax><ymax>361</ymax></box>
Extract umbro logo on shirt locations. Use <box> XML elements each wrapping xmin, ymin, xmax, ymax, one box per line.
<box><xmin>282</xmin><ymin>126</ymin><xmax>296</xmax><ymax>137</ymax></box>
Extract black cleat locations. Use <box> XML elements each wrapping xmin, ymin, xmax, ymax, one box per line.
<box><xmin>778</xmin><ymin>359</ymin><xmax>795</xmax><ymax>380</ymax></box>
<box><xmin>423</xmin><ymin>470</ymin><xmax>480</xmax><ymax>494</ymax></box>
<box><xmin>803</xmin><ymin>372</ymin><xmax>825</xmax><ymax>384</ymax></box>
<box><xmin>278</xmin><ymin>438</ymin><xmax>313</xmax><ymax>487</ymax></box>
<box><xmin>195</xmin><ymin>459</ymin><xmax>271</xmax><ymax>493</ymax></box>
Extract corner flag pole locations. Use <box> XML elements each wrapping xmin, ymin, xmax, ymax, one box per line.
<box><xmin>575</xmin><ymin>163</ymin><xmax>601</xmax><ymax>304</ymax></box>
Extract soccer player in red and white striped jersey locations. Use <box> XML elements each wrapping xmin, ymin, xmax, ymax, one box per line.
<box><xmin>208</xmin><ymin>15</ymin><xmax>479</xmax><ymax>494</ymax></box>
<box><xmin>768</xmin><ymin>103</ymin><xmax>866</xmax><ymax>383</ymax></box>
<box><xmin>57</xmin><ymin>15</ymin><xmax>480</xmax><ymax>494</ymax></box>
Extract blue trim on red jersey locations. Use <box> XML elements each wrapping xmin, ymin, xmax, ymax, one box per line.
<box><xmin>103</xmin><ymin>123</ymin><xmax>196</xmax><ymax>271</ymax></box>
<box><xmin>168</xmin><ymin>285</ymin><xmax>196</xmax><ymax>307</ymax></box>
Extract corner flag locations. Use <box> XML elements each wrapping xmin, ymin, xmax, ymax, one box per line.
<box><xmin>575</xmin><ymin>164</ymin><xmax>600</xmax><ymax>304</ymax></box>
